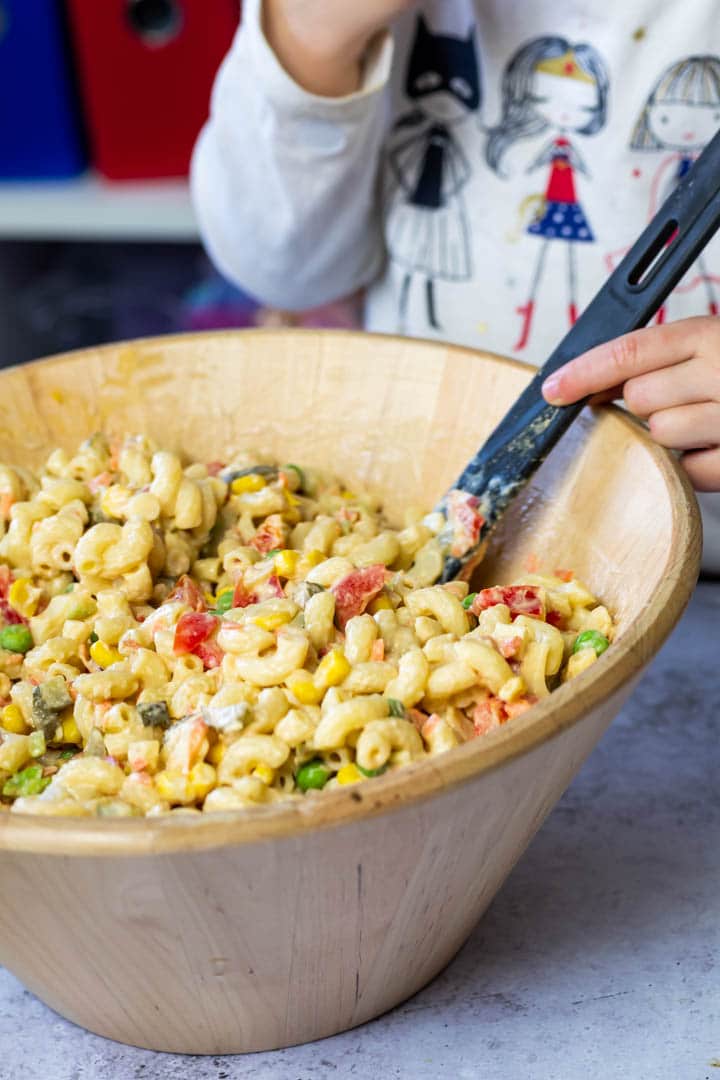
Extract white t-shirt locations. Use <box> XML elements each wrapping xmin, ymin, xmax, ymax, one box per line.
<box><xmin>192</xmin><ymin>0</ymin><xmax>720</xmax><ymax>571</ymax></box>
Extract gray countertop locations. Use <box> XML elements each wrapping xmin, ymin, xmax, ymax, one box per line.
<box><xmin>2</xmin><ymin>583</ymin><xmax>719</xmax><ymax>1080</ymax></box>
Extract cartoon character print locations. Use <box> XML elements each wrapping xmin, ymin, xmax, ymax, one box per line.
<box><xmin>609</xmin><ymin>55</ymin><xmax>720</xmax><ymax>322</ymax></box>
<box><xmin>386</xmin><ymin>15</ymin><xmax>481</xmax><ymax>333</ymax></box>
<box><xmin>486</xmin><ymin>37</ymin><xmax>610</xmax><ymax>351</ymax></box>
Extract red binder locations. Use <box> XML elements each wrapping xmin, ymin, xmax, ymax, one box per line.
<box><xmin>66</xmin><ymin>0</ymin><xmax>240</xmax><ymax>180</ymax></box>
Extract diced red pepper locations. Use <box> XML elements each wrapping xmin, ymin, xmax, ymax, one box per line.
<box><xmin>0</xmin><ymin>565</ymin><xmax>12</xmax><ymax>600</ymax></box>
<box><xmin>331</xmin><ymin>564</ymin><xmax>386</xmax><ymax>630</ymax></box>
<box><xmin>546</xmin><ymin>610</ymin><xmax>567</xmax><ymax>630</ymax></box>
<box><xmin>173</xmin><ymin>612</ymin><xmax>219</xmax><ymax>656</ymax></box>
<box><xmin>0</xmin><ymin>565</ymin><xmax>26</xmax><ymax>626</ymax></box>
<box><xmin>471</xmin><ymin>697</ymin><xmax>507</xmax><ymax>736</ymax></box>
<box><xmin>194</xmin><ymin>639</ymin><xmax>224</xmax><ymax>670</ymax></box>
<box><xmin>471</xmin><ymin>585</ymin><xmax>544</xmax><ymax>620</ymax></box>
<box><xmin>265</xmin><ymin>574</ymin><xmax>285</xmax><ymax>599</ymax></box>
<box><xmin>232</xmin><ymin>581</ymin><xmax>258</xmax><ymax>608</ymax></box>
<box><xmin>249</xmin><ymin>514</ymin><xmax>287</xmax><ymax>554</ymax></box>
<box><xmin>167</xmin><ymin>574</ymin><xmax>207</xmax><ymax>612</ymax></box>
<box><xmin>446</xmin><ymin>489</ymin><xmax>485</xmax><ymax>559</ymax></box>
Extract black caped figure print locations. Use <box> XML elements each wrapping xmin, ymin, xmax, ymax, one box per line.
<box><xmin>386</xmin><ymin>15</ymin><xmax>481</xmax><ymax>333</ymax></box>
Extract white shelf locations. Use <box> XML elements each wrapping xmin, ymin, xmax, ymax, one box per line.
<box><xmin>0</xmin><ymin>174</ymin><xmax>199</xmax><ymax>242</ymax></box>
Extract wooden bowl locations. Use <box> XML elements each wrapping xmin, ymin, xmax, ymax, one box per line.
<box><xmin>0</xmin><ymin>330</ymin><xmax>700</xmax><ymax>1054</ymax></box>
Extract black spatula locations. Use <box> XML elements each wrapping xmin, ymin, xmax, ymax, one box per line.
<box><xmin>438</xmin><ymin>126</ymin><xmax>720</xmax><ymax>582</ymax></box>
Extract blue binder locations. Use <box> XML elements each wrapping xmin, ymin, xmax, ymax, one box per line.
<box><xmin>0</xmin><ymin>0</ymin><xmax>86</xmax><ymax>179</ymax></box>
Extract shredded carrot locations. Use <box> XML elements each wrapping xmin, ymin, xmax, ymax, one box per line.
<box><xmin>370</xmin><ymin>638</ymin><xmax>385</xmax><ymax>661</ymax></box>
<box><xmin>88</xmin><ymin>471</ymin><xmax>113</xmax><ymax>494</ymax></box>
<box><xmin>0</xmin><ymin>493</ymin><xmax>14</xmax><ymax>519</ymax></box>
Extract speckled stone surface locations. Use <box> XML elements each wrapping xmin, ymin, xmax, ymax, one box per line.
<box><xmin>1</xmin><ymin>583</ymin><xmax>718</xmax><ymax>1080</ymax></box>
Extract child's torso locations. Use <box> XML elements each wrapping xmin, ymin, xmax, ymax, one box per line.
<box><xmin>366</xmin><ymin>0</ymin><xmax>720</xmax><ymax>365</ymax></box>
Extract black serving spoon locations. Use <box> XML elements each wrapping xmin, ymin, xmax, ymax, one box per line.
<box><xmin>438</xmin><ymin>126</ymin><xmax>720</xmax><ymax>582</ymax></box>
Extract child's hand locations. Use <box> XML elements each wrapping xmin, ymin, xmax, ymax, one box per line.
<box><xmin>264</xmin><ymin>0</ymin><xmax>415</xmax><ymax>97</ymax></box>
<box><xmin>542</xmin><ymin>316</ymin><xmax>720</xmax><ymax>491</ymax></box>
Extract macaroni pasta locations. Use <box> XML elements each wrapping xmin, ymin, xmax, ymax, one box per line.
<box><xmin>0</xmin><ymin>434</ymin><xmax>616</xmax><ymax>817</ymax></box>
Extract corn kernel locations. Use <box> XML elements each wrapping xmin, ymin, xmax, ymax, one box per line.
<box><xmin>1</xmin><ymin>703</ymin><xmax>28</xmax><ymax>734</ymax></box>
<box><xmin>368</xmin><ymin>594</ymin><xmax>393</xmax><ymax>614</ymax></box>
<box><xmin>90</xmin><ymin>640</ymin><xmax>122</xmax><ymax>669</ymax></box>
<box><xmin>1</xmin><ymin>699</ymin><xmax>27</xmax><ymax>734</ymax></box>
<box><xmin>204</xmin><ymin>592</ymin><xmax>215</xmax><ymax>606</ymax></box>
<box><xmin>154</xmin><ymin>770</ymin><xmax>186</xmax><ymax>803</ymax></box>
<box><xmin>254</xmin><ymin>610</ymin><xmax>293</xmax><ymax>632</ymax></box>
<box><xmin>315</xmin><ymin>648</ymin><xmax>351</xmax><ymax>690</ymax></box>
<box><xmin>61</xmin><ymin>716</ymin><xmax>82</xmax><ymax>745</ymax></box>
<box><xmin>8</xmin><ymin>578</ymin><xmax>39</xmax><ymax>619</ymax></box>
<box><xmin>252</xmin><ymin>763</ymin><xmax>275</xmax><ymax>785</ymax></box>
<box><xmin>303</xmin><ymin>549</ymin><xmax>325</xmax><ymax>568</ymax></box>
<box><xmin>187</xmin><ymin>762</ymin><xmax>216</xmax><ymax>801</ymax></box>
<box><xmin>286</xmin><ymin>671</ymin><xmax>323</xmax><ymax>706</ymax></box>
<box><xmin>284</xmin><ymin>490</ymin><xmax>300</xmax><ymax>508</ymax></box>
<box><xmin>337</xmin><ymin>763</ymin><xmax>363</xmax><ymax>785</ymax></box>
<box><xmin>274</xmin><ymin>549</ymin><xmax>299</xmax><ymax>578</ymax></box>
<box><xmin>231</xmin><ymin>474</ymin><xmax>266</xmax><ymax>495</ymax></box>
<box><xmin>207</xmin><ymin>741</ymin><xmax>226</xmax><ymax>765</ymax></box>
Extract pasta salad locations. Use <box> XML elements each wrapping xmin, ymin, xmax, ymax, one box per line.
<box><xmin>0</xmin><ymin>434</ymin><xmax>615</xmax><ymax>817</ymax></box>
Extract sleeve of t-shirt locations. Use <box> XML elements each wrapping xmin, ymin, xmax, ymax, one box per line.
<box><xmin>191</xmin><ymin>0</ymin><xmax>394</xmax><ymax>310</ymax></box>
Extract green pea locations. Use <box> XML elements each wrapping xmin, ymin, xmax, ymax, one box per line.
<box><xmin>214</xmin><ymin>591</ymin><xmax>234</xmax><ymax>614</ymax></box>
<box><xmin>2</xmin><ymin>763</ymin><xmax>50</xmax><ymax>799</ymax></box>
<box><xmin>0</xmin><ymin>625</ymin><xmax>33</xmax><ymax>654</ymax></box>
<box><xmin>572</xmin><ymin>630</ymin><xmax>609</xmax><ymax>657</ymax></box>
<box><xmin>264</xmin><ymin>549</ymin><xmax>281</xmax><ymax>560</ymax></box>
<box><xmin>358</xmin><ymin>764</ymin><xmax>388</xmax><ymax>778</ymax></box>
<box><xmin>296</xmin><ymin>759</ymin><xmax>330</xmax><ymax>792</ymax></box>
<box><xmin>387</xmin><ymin>698</ymin><xmax>405</xmax><ymax>718</ymax></box>
<box><xmin>462</xmin><ymin>592</ymin><xmax>477</xmax><ymax>610</ymax></box>
<box><xmin>89</xmin><ymin>631</ymin><xmax>99</xmax><ymax>644</ymax></box>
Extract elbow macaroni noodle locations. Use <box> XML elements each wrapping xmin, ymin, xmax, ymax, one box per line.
<box><xmin>0</xmin><ymin>433</ymin><xmax>616</xmax><ymax>817</ymax></box>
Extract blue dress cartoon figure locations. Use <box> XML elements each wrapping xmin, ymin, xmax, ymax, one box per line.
<box><xmin>386</xmin><ymin>15</ymin><xmax>481</xmax><ymax>333</ymax></box>
<box><xmin>486</xmin><ymin>38</ymin><xmax>609</xmax><ymax>351</ymax></box>
<box><xmin>627</xmin><ymin>55</ymin><xmax>720</xmax><ymax>322</ymax></box>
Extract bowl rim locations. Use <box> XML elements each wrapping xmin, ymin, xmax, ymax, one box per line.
<box><xmin>0</xmin><ymin>328</ymin><xmax>702</xmax><ymax>856</ymax></box>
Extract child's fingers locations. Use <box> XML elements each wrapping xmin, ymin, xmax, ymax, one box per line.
<box><xmin>542</xmin><ymin>320</ymin><xmax>703</xmax><ymax>405</ymax></box>
<box><xmin>681</xmin><ymin>446</ymin><xmax>720</xmax><ymax>492</ymax></box>
<box><xmin>647</xmin><ymin>402</ymin><xmax>720</xmax><ymax>451</ymax></box>
<box><xmin>623</xmin><ymin>358</ymin><xmax>717</xmax><ymax>418</ymax></box>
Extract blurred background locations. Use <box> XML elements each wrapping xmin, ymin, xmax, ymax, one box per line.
<box><xmin>0</xmin><ymin>0</ymin><xmax>357</xmax><ymax>367</ymax></box>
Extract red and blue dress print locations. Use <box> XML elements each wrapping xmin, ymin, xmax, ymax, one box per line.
<box><xmin>527</xmin><ymin>137</ymin><xmax>594</xmax><ymax>243</ymax></box>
